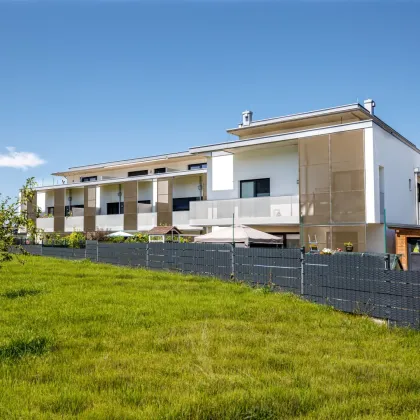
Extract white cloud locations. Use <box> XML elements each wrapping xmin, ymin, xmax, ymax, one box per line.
<box><xmin>0</xmin><ymin>147</ymin><xmax>46</xmax><ymax>170</ymax></box>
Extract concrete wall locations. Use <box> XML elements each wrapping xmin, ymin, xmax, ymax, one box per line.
<box><xmin>207</xmin><ymin>145</ymin><xmax>299</xmax><ymax>200</ymax></box>
<box><xmin>100</xmin><ymin>184</ymin><xmax>124</xmax><ymax>214</ymax></box>
<box><xmin>138</xmin><ymin>181</ymin><xmax>153</xmax><ymax>202</ymax></box>
<box><xmin>365</xmin><ymin>124</ymin><xmax>420</xmax><ymax>225</ymax></box>
<box><xmin>66</xmin><ymin>188</ymin><xmax>84</xmax><ymax>207</ymax></box>
<box><xmin>173</xmin><ymin>175</ymin><xmax>202</xmax><ymax>199</ymax></box>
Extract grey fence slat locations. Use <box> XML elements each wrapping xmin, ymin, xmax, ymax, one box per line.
<box><xmin>19</xmin><ymin>242</ymin><xmax>420</xmax><ymax>329</ymax></box>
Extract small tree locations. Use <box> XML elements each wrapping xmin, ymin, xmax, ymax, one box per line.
<box><xmin>0</xmin><ymin>178</ymin><xmax>40</xmax><ymax>263</ymax></box>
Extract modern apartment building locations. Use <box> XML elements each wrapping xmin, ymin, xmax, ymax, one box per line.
<box><xmin>28</xmin><ymin>99</ymin><xmax>420</xmax><ymax>266</ymax></box>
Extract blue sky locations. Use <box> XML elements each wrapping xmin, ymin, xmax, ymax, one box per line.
<box><xmin>1</xmin><ymin>2</ymin><xmax>419</xmax><ymax>199</ymax></box>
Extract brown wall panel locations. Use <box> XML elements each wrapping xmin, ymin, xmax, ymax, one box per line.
<box><xmin>157</xmin><ymin>179</ymin><xmax>173</xmax><ymax>226</ymax></box>
<box><xmin>84</xmin><ymin>186</ymin><xmax>96</xmax><ymax>232</ymax></box>
<box><xmin>124</xmin><ymin>181</ymin><xmax>138</xmax><ymax>230</ymax></box>
<box><xmin>54</xmin><ymin>189</ymin><xmax>65</xmax><ymax>232</ymax></box>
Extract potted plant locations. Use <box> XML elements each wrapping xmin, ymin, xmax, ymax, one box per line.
<box><xmin>344</xmin><ymin>242</ymin><xmax>353</xmax><ymax>252</ymax></box>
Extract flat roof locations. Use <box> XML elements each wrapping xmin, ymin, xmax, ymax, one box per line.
<box><xmin>227</xmin><ymin>103</ymin><xmax>368</xmax><ymax>134</ymax></box>
<box><xmin>52</xmin><ymin>150</ymin><xmax>195</xmax><ymax>176</ymax></box>
<box><xmin>52</xmin><ymin>101</ymin><xmax>419</xmax><ymax>176</ymax></box>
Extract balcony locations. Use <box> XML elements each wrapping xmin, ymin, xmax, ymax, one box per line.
<box><xmin>96</xmin><ymin>214</ymin><xmax>124</xmax><ymax>231</ymax></box>
<box><xmin>173</xmin><ymin>211</ymin><xmax>195</xmax><ymax>230</ymax></box>
<box><xmin>36</xmin><ymin>217</ymin><xmax>54</xmax><ymax>232</ymax></box>
<box><xmin>65</xmin><ymin>216</ymin><xmax>84</xmax><ymax>232</ymax></box>
<box><xmin>189</xmin><ymin>195</ymin><xmax>299</xmax><ymax>226</ymax></box>
<box><xmin>138</xmin><ymin>213</ymin><xmax>157</xmax><ymax>231</ymax></box>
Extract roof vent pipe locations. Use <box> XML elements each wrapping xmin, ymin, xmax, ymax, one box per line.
<box><xmin>364</xmin><ymin>99</ymin><xmax>375</xmax><ymax>115</ymax></box>
<box><xmin>242</xmin><ymin>110</ymin><xmax>253</xmax><ymax>126</ymax></box>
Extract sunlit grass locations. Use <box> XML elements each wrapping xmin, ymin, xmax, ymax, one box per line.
<box><xmin>0</xmin><ymin>256</ymin><xmax>419</xmax><ymax>419</ymax></box>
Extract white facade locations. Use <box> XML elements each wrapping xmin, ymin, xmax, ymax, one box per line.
<box><xmin>365</xmin><ymin>123</ymin><xmax>420</xmax><ymax>225</ymax></box>
<box><xmin>30</xmin><ymin>100</ymin><xmax>420</xmax><ymax>254</ymax></box>
<box><xmin>207</xmin><ymin>145</ymin><xmax>298</xmax><ymax>201</ymax></box>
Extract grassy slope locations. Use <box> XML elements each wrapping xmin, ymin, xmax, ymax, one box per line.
<box><xmin>0</xmin><ymin>257</ymin><xmax>419</xmax><ymax>419</ymax></box>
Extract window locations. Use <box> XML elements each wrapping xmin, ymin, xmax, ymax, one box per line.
<box><xmin>65</xmin><ymin>205</ymin><xmax>84</xmax><ymax>216</ymax></box>
<box><xmin>173</xmin><ymin>197</ymin><xmax>199</xmax><ymax>212</ymax></box>
<box><xmin>128</xmin><ymin>170</ymin><xmax>148</xmax><ymax>177</ymax></box>
<box><xmin>47</xmin><ymin>207</ymin><xmax>54</xmax><ymax>216</ymax></box>
<box><xmin>188</xmin><ymin>163</ymin><xmax>207</xmax><ymax>170</ymax></box>
<box><xmin>154</xmin><ymin>167</ymin><xmax>166</xmax><ymax>174</ymax></box>
<box><xmin>107</xmin><ymin>202</ymin><xmax>124</xmax><ymax>215</ymax></box>
<box><xmin>240</xmin><ymin>178</ymin><xmax>270</xmax><ymax>198</ymax></box>
<box><xmin>80</xmin><ymin>176</ymin><xmax>97</xmax><ymax>182</ymax></box>
<box><xmin>138</xmin><ymin>200</ymin><xmax>151</xmax><ymax>205</ymax></box>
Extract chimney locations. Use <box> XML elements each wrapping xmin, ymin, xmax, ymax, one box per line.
<box><xmin>364</xmin><ymin>99</ymin><xmax>375</xmax><ymax>115</ymax></box>
<box><xmin>241</xmin><ymin>110</ymin><xmax>253</xmax><ymax>126</ymax></box>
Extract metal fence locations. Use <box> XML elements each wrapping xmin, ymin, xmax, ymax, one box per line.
<box><xmin>14</xmin><ymin>242</ymin><xmax>420</xmax><ymax>329</ymax></box>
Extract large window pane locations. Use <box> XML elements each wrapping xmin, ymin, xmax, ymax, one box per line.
<box><xmin>256</xmin><ymin>179</ymin><xmax>270</xmax><ymax>196</ymax></box>
<box><xmin>240</xmin><ymin>178</ymin><xmax>270</xmax><ymax>198</ymax></box>
<box><xmin>240</xmin><ymin>181</ymin><xmax>254</xmax><ymax>198</ymax></box>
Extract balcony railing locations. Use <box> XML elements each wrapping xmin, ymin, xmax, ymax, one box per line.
<box><xmin>36</xmin><ymin>217</ymin><xmax>54</xmax><ymax>232</ymax></box>
<box><xmin>138</xmin><ymin>213</ymin><xmax>157</xmax><ymax>231</ymax></box>
<box><xmin>65</xmin><ymin>216</ymin><xmax>84</xmax><ymax>232</ymax></box>
<box><xmin>173</xmin><ymin>211</ymin><xmax>193</xmax><ymax>228</ymax></box>
<box><xmin>189</xmin><ymin>195</ymin><xmax>299</xmax><ymax>226</ymax></box>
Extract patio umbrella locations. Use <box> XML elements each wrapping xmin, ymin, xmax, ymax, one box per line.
<box><xmin>194</xmin><ymin>225</ymin><xmax>283</xmax><ymax>246</ymax></box>
<box><xmin>105</xmin><ymin>231</ymin><xmax>134</xmax><ymax>238</ymax></box>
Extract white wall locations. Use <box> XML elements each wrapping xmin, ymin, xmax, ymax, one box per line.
<box><xmin>100</xmin><ymin>184</ymin><xmax>124</xmax><ymax>214</ymax></box>
<box><xmin>66</xmin><ymin>188</ymin><xmax>84</xmax><ymax>206</ymax></box>
<box><xmin>173</xmin><ymin>175</ymin><xmax>202</xmax><ymax>198</ymax></box>
<box><xmin>45</xmin><ymin>191</ymin><xmax>54</xmax><ymax>209</ymax></box>
<box><xmin>207</xmin><ymin>145</ymin><xmax>299</xmax><ymax>200</ymax></box>
<box><xmin>366</xmin><ymin>124</ymin><xmax>420</xmax><ymax>225</ymax></box>
<box><xmin>138</xmin><ymin>181</ymin><xmax>153</xmax><ymax>202</ymax></box>
<box><xmin>37</xmin><ymin>192</ymin><xmax>46</xmax><ymax>212</ymax></box>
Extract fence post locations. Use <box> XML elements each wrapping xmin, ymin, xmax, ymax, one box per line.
<box><xmin>384</xmin><ymin>253</ymin><xmax>391</xmax><ymax>270</ymax></box>
<box><xmin>146</xmin><ymin>243</ymin><xmax>149</xmax><ymax>269</ymax></box>
<box><xmin>96</xmin><ymin>241</ymin><xmax>99</xmax><ymax>262</ymax></box>
<box><xmin>300</xmin><ymin>246</ymin><xmax>305</xmax><ymax>295</ymax></box>
<box><xmin>231</xmin><ymin>244</ymin><xmax>235</xmax><ymax>280</ymax></box>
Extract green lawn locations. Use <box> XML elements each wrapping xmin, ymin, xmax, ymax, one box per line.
<box><xmin>0</xmin><ymin>257</ymin><xmax>419</xmax><ymax>419</ymax></box>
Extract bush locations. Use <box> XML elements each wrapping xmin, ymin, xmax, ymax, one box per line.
<box><xmin>127</xmin><ymin>233</ymin><xmax>149</xmax><ymax>243</ymax></box>
<box><xmin>66</xmin><ymin>232</ymin><xmax>86</xmax><ymax>249</ymax></box>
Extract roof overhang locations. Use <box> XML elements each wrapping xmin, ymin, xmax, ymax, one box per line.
<box><xmin>227</xmin><ymin>103</ymin><xmax>371</xmax><ymax>136</ymax></box>
<box><xmin>52</xmin><ymin>151</ymin><xmax>205</xmax><ymax>177</ymax></box>
<box><xmin>36</xmin><ymin>169</ymin><xmax>207</xmax><ymax>191</ymax></box>
<box><xmin>190</xmin><ymin>120</ymin><xmax>372</xmax><ymax>155</ymax></box>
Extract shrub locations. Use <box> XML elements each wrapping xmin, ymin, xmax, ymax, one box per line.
<box><xmin>127</xmin><ymin>233</ymin><xmax>149</xmax><ymax>243</ymax></box>
<box><xmin>66</xmin><ymin>232</ymin><xmax>86</xmax><ymax>249</ymax></box>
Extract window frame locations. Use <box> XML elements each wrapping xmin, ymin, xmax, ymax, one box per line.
<box><xmin>106</xmin><ymin>202</ymin><xmax>124</xmax><ymax>215</ymax></box>
<box><xmin>128</xmin><ymin>170</ymin><xmax>148</xmax><ymax>177</ymax></box>
<box><xmin>240</xmin><ymin>178</ymin><xmax>270</xmax><ymax>198</ymax></box>
<box><xmin>172</xmin><ymin>197</ymin><xmax>199</xmax><ymax>212</ymax></box>
<box><xmin>154</xmin><ymin>167</ymin><xmax>166</xmax><ymax>174</ymax></box>
<box><xmin>80</xmin><ymin>176</ymin><xmax>97</xmax><ymax>182</ymax></box>
<box><xmin>188</xmin><ymin>163</ymin><xmax>207</xmax><ymax>170</ymax></box>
